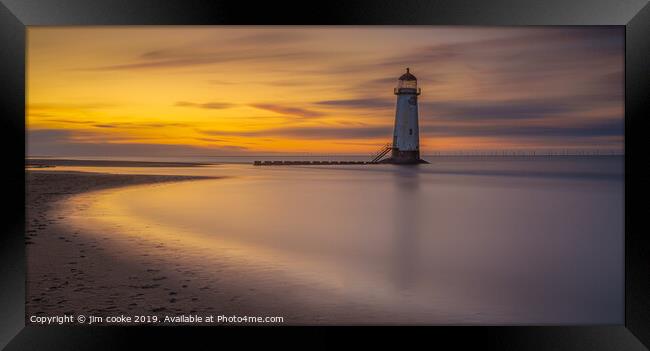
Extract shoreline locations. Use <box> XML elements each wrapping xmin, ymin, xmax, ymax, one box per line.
<box><xmin>26</xmin><ymin>169</ymin><xmax>415</xmax><ymax>325</ymax></box>
<box><xmin>26</xmin><ymin>170</ymin><xmax>222</xmax><ymax>321</ymax></box>
<box><xmin>26</xmin><ymin>159</ymin><xmax>210</xmax><ymax>168</ymax></box>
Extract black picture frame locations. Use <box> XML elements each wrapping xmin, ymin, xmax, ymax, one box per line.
<box><xmin>1</xmin><ymin>0</ymin><xmax>648</xmax><ymax>349</ymax></box>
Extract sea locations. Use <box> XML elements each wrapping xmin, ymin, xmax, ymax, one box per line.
<box><xmin>41</xmin><ymin>155</ymin><xmax>624</xmax><ymax>324</ymax></box>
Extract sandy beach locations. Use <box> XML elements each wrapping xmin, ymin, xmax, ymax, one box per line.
<box><xmin>25</xmin><ymin>163</ymin><xmax>412</xmax><ymax>325</ymax></box>
<box><xmin>26</xmin><ymin>169</ymin><xmax>222</xmax><ymax>322</ymax></box>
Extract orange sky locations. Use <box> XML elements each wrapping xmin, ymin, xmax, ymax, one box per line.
<box><xmin>27</xmin><ymin>26</ymin><xmax>624</xmax><ymax>156</ymax></box>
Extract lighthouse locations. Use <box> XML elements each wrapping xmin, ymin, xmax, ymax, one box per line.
<box><xmin>384</xmin><ymin>68</ymin><xmax>427</xmax><ymax>164</ymax></box>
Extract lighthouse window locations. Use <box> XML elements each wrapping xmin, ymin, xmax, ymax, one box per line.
<box><xmin>398</xmin><ymin>80</ymin><xmax>417</xmax><ymax>90</ymax></box>
<box><xmin>409</xmin><ymin>128</ymin><xmax>413</xmax><ymax>135</ymax></box>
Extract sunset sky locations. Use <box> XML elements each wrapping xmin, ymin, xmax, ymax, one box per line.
<box><xmin>27</xmin><ymin>26</ymin><xmax>623</xmax><ymax>156</ymax></box>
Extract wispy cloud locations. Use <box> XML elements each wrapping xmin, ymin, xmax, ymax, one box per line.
<box><xmin>250</xmin><ymin>103</ymin><xmax>326</xmax><ymax>118</ymax></box>
<box><xmin>29</xmin><ymin>102</ymin><xmax>116</xmax><ymax>110</ymax></box>
<box><xmin>421</xmin><ymin>98</ymin><xmax>576</xmax><ymax>121</ymax></box>
<box><xmin>28</xmin><ymin>129</ymin><xmax>248</xmax><ymax>157</ymax></box>
<box><xmin>228</xmin><ymin>32</ymin><xmax>308</xmax><ymax>45</ymax></box>
<box><xmin>200</xmin><ymin>125</ymin><xmax>391</xmax><ymax>140</ymax></box>
<box><xmin>314</xmin><ymin>98</ymin><xmax>393</xmax><ymax>110</ymax></box>
<box><xmin>423</xmin><ymin>118</ymin><xmax>623</xmax><ymax>138</ymax></box>
<box><xmin>42</xmin><ymin>119</ymin><xmax>99</xmax><ymax>125</ymax></box>
<box><xmin>176</xmin><ymin>101</ymin><xmax>235</xmax><ymax>109</ymax></box>
<box><xmin>41</xmin><ymin>119</ymin><xmax>191</xmax><ymax>129</ymax></box>
<box><xmin>83</xmin><ymin>50</ymin><xmax>325</xmax><ymax>71</ymax></box>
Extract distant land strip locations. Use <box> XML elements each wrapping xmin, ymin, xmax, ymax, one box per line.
<box><xmin>26</xmin><ymin>159</ymin><xmax>210</xmax><ymax>168</ymax></box>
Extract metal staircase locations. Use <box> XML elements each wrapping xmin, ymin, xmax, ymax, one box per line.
<box><xmin>370</xmin><ymin>143</ymin><xmax>392</xmax><ymax>163</ymax></box>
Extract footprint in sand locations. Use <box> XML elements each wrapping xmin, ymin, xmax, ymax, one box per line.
<box><xmin>138</xmin><ymin>284</ymin><xmax>160</xmax><ymax>289</ymax></box>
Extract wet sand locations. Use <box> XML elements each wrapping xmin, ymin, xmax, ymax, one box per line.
<box><xmin>26</xmin><ymin>169</ymin><xmax>425</xmax><ymax>325</ymax></box>
<box><xmin>26</xmin><ymin>171</ymin><xmax>218</xmax><ymax>322</ymax></box>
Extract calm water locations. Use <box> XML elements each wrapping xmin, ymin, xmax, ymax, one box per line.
<box><xmin>58</xmin><ymin>156</ymin><xmax>624</xmax><ymax>324</ymax></box>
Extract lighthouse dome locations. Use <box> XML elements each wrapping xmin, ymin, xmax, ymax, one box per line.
<box><xmin>398</xmin><ymin>68</ymin><xmax>417</xmax><ymax>81</ymax></box>
<box><xmin>396</xmin><ymin>68</ymin><xmax>418</xmax><ymax>91</ymax></box>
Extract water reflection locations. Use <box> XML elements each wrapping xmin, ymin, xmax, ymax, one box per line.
<box><xmin>390</xmin><ymin>167</ymin><xmax>421</xmax><ymax>291</ymax></box>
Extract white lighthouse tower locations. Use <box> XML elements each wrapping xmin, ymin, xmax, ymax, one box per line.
<box><xmin>385</xmin><ymin>68</ymin><xmax>426</xmax><ymax>164</ymax></box>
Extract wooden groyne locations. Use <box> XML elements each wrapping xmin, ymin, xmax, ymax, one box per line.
<box><xmin>253</xmin><ymin>160</ymin><xmax>372</xmax><ymax>166</ymax></box>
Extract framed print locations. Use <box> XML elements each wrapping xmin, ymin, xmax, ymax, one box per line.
<box><xmin>1</xmin><ymin>0</ymin><xmax>648</xmax><ymax>349</ymax></box>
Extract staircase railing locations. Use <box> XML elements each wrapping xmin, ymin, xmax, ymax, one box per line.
<box><xmin>370</xmin><ymin>143</ymin><xmax>392</xmax><ymax>163</ymax></box>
